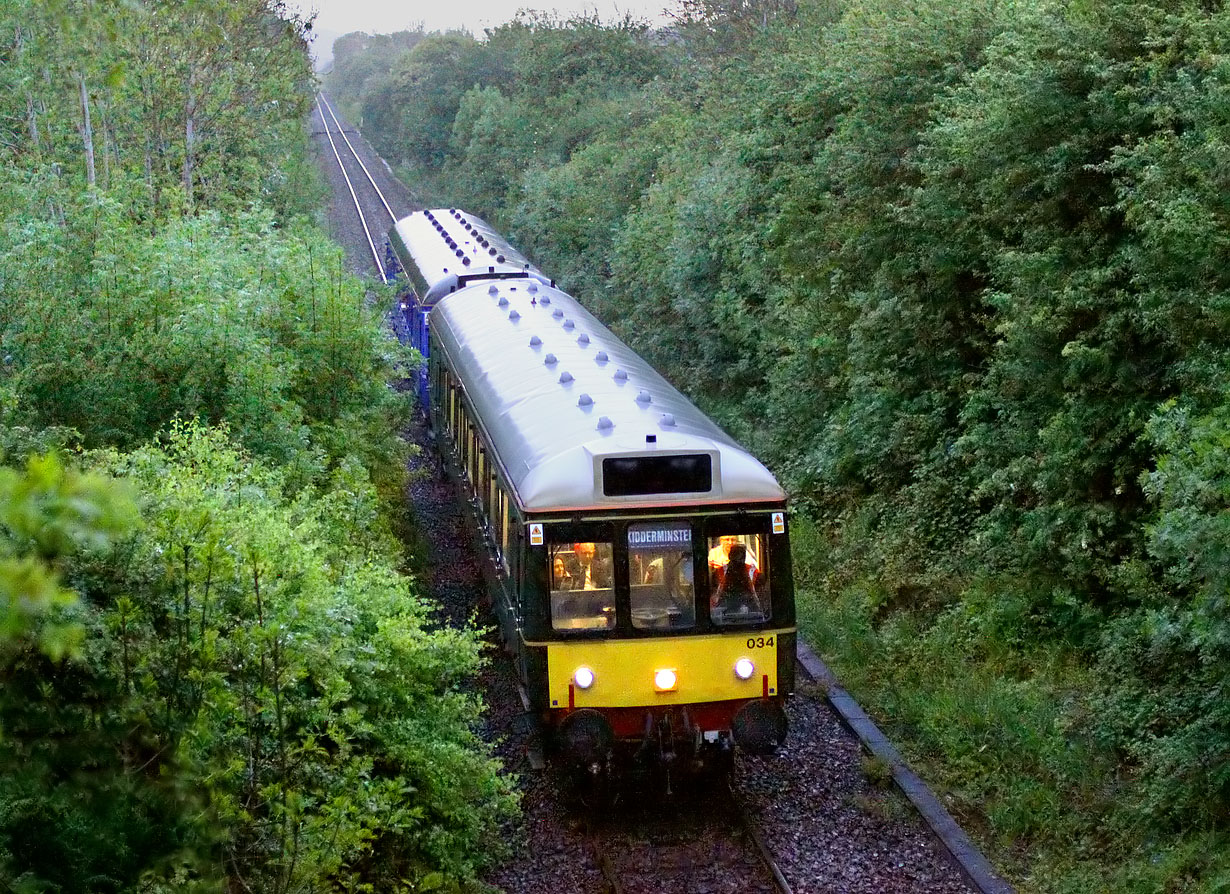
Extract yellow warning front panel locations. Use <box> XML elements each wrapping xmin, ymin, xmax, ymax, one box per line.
<box><xmin>546</xmin><ymin>632</ymin><xmax>781</xmax><ymax>709</ymax></box>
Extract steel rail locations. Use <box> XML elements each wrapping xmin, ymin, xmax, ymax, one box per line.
<box><xmin>313</xmin><ymin>94</ymin><xmax>386</xmax><ymax>281</ymax></box>
<box><xmin>317</xmin><ymin>92</ymin><xmax>398</xmax><ymax>225</ymax></box>
<box><xmin>591</xmin><ymin>828</ymin><xmax>624</xmax><ymax>894</ymax></box>
<box><xmin>729</xmin><ymin>780</ymin><xmax>793</xmax><ymax>894</ymax></box>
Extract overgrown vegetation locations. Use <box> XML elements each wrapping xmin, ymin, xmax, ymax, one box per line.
<box><xmin>1</xmin><ymin>2</ymin><xmax>515</xmax><ymax>891</ymax></box>
<box><xmin>329</xmin><ymin>1</ymin><xmax>1230</xmax><ymax>889</ymax></box>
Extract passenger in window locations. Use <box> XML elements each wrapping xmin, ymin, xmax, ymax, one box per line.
<box><xmin>712</xmin><ymin>544</ymin><xmax>762</xmax><ymax>618</ymax></box>
<box><xmin>553</xmin><ymin>556</ymin><xmax>574</xmax><ymax>591</ymax></box>
<box><xmin>566</xmin><ymin>542</ymin><xmax>612</xmax><ymax>590</ymax></box>
<box><xmin>644</xmin><ymin>553</ymin><xmax>691</xmax><ymax>590</ymax></box>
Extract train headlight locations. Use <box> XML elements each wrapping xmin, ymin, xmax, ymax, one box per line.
<box><xmin>574</xmin><ymin>666</ymin><xmax>595</xmax><ymax>690</ymax></box>
<box><xmin>654</xmin><ymin>668</ymin><xmax>678</xmax><ymax>692</ymax></box>
<box><xmin>734</xmin><ymin>657</ymin><xmax>756</xmax><ymax>680</ymax></box>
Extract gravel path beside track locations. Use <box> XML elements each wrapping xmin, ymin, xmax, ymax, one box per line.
<box><xmin>311</xmin><ymin>102</ymin><xmax>977</xmax><ymax>894</ymax></box>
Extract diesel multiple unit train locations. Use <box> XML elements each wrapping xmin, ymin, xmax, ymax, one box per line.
<box><xmin>389</xmin><ymin>209</ymin><xmax>795</xmax><ymax>774</ymax></box>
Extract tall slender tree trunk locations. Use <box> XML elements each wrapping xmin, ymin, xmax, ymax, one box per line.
<box><xmin>25</xmin><ymin>93</ymin><xmax>40</xmax><ymax>151</ymax></box>
<box><xmin>78</xmin><ymin>74</ymin><xmax>96</xmax><ymax>188</ymax></box>
<box><xmin>99</xmin><ymin>99</ymin><xmax>112</xmax><ymax>189</ymax></box>
<box><xmin>183</xmin><ymin>88</ymin><xmax>196</xmax><ymax>208</ymax></box>
<box><xmin>41</xmin><ymin>68</ymin><xmax>56</xmax><ymax>155</ymax></box>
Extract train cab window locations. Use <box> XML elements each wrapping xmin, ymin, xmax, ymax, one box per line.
<box><xmin>707</xmin><ymin>533</ymin><xmax>770</xmax><ymax>626</ymax></box>
<box><xmin>627</xmin><ymin>522</ymin><xmax>695</xmax><ymax>631</ymax></box>
<box><xmin>549</xmin><ymin>541</ymin><xmax>615</xmax><ymax>632</ymax></box>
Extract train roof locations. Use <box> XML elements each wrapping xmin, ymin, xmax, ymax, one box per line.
<box><xmin>389</xmin><ymin>209</ymin><xmax>548</xmax><ymax>304</ymax></box>
<box><xmin>416</xmin><ymin>235</ymin><xmax>786</xmax><ymax>514</ymax></box>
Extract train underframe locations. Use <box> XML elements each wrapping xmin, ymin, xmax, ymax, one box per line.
<box><xmin>551</xmin><ymin>696</ymin><xmax>788</xmax><ymax>783</ymax></box>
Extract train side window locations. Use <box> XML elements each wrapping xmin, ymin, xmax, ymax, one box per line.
<box><xmin>466</xmin><ymin>426</ymin><xmax>477</xmax><ymax>485</ymax></box>
<box><xmin>450</xmin><ymin>388</ymin><xmax>460</xmax><ymax>446</ymax></box>
<box><xmin>475</xmin><ymin>445</ymin><xmax>486</xmax><ymax>507</ymax></box>
<box><xmin>627</xmin><ymin>522</ymin><xmax>695</xmax><ymax>631</ymax></box>
<box><xmin>498</xmin><ymin>492</ymin><xmax>510</xmax><ymax>571</ymax></box>
<box><xmin>548</xmin><ymin>541</ymin><xmax>615</xmax><ymax>631</ymax></box>
<box><xmin>707</xmin><ymin>533</ymin><xmax>769</xmax><ymax>626</ymax></box>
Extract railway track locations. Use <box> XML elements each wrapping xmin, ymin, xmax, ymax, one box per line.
<box><xmin>310</xmin><ymin>96</ymin><xmax>1007</xmax><ymax>894</ymax></box>
<box><xmin>587</xmin><ymin>781</ymin><xmax>791</xmax><ymax>894</ymax></box>
<box><xmin>311</xmin><ymin>92</ymin><xmax>416</xmax><ymax>278</ymax></box>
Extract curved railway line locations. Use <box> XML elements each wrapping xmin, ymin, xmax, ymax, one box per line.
<box><xmin>310</xmin><ymin>91</ymin><xmax>1011</xmax><ymax>894</ymax></box>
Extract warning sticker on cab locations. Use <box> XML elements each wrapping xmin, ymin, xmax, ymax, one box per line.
<box><xmin>771</xmin><ymin>512</ymin><xmax>785</xmax><ymax>535</ymax></box>
<box><xmin>529</xmin><ymin>523</ymin><xmax>544</xmax><ymax>546</ymax></box>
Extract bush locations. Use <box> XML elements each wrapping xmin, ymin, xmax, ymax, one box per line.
<box><xmin>0</xmin><ymin>424</ymin><xmax>516</xmax><ymax>892</ymax></box>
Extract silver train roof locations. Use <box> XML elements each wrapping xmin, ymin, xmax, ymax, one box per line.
<box><xmin>404</xmin><ymin>220</ymin><xmax>785</xmax><ymax>513</ymax></box>
<box><xmin>389</xmin><ymin>209</ymin><xmax>548</xmax><ymax>304</ymax></box>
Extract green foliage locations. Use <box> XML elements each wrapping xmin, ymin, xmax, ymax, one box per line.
<box><xmin>325</xmin><ymin>30</ymin><xmax>429</xmax><ymax>123</ymax></box>
<box><xmin>0</xmin><ymin>423</ymin><xmax>516</xmax><ymax>893</ymax></box>
<box><xmin>1</xmin><ymin>194</ymin><xmax>413</xmax><ymax>484</ymax></box>
<box><xmin>0</xmin><ymin>0</ymin><xmax>315</xmax><ymax>216</ymax></box>
<box><xmin>359</xmin><ymin>32</ymin><xmax>497</xmax><ymax>176</ymax></box>
<box><xmin>1090</xmin><ymin>397</ymin><xmax>1230</xmax><ymax>830</ymax></box>
<box><xmin>336</xmin><ymin>13</ymin><xmax>669</xmax><ymax>214</ymax></box>
<box><xmin>0</xmin><ymin>453</ymin><xmax>136</xmax><ymax>662</ymax></box>
<box><xmin>0</xmin><ymin>4</ymin><xmax>516</xmax><ymax>892</ymax></box>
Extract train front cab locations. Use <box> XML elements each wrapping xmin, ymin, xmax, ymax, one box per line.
<box><xmin>520</xmin><ymin>511</ymin><xmax>796</xmax><ymax>771</ymax></box>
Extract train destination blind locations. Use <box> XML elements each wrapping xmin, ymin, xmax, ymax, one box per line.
<box><xmin>627</xmin><ymin>522</ymin><xmax>692</xmax><ymax>551</ymax></box>
<box><xmin>602</xmin><ymin>454</ymin><xmax>712</xmax><ymax>496</ymax></box>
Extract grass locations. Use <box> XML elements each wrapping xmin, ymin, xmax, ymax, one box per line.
<box><xmin>789</xmin><ymin>515</ymin><xmax>1230</xmax><ymax>894</ymax></box>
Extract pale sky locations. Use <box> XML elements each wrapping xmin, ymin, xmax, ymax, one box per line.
<box><xmin>289</xmin><ymin>0</ymin><xmax>676</xmax><ymax>64</ymax></box>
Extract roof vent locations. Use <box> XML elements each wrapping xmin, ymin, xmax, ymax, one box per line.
<box><xmin>498</xmin><ymin>297</ymin><xmax>509</xmax><ymax>307</ymax></box>
<box><xmin>563</xmin><ymin>320</ymin><xmax>575</xmax><ymax>331</ymax></box>
<box><xmin>614</xmin><ymin>369</ymin><xmax>628</xmax><ymax>381</ymax></box>
<box><xmin>636</xmin><ymin>390</ymin><xmax>652</xmax><ymax>404</ymax></box>
<box><xmin>552</xmin><ymin>309</ymin><xmax>564</xmax><ymax>319</ymax></box>
<box><xmin>660</xmin><ymin>414</ymin><xmax>677</xmax><ymax>426</ymax></box>
<box><xmin>462</xmin><ymin>257</ymin><xmax>471</xmax><ymax>265</ymax></box>
<box><xmin>509</xmin><ymin>310</ymin><xmax>521</xmax><ymax>321</ymax></box>
<box><xmin>646</xmin><ymin>434</ymin><xmax>657</xmax><ymax>444</ymax></box>
<box><xmin>597</xmin><ymin>416</ymin><xmax>614</xmax><ymax>431</ymax></box>
<box><xmin>595</xmin><ymin>351</ymin><xmax>609</xmax><ymax>363</ymax></box>
<box><xmin>497</xmin><ymin>254</ymin><xmax>506</xmax><ymax>263</ymax></box>
<box><xmin>559</xmin><ymin>371</ymin><xmax>574</xmax><ymax>384</ymax></box>
<box><xmin>527</xmin><ymin>282</ymin><xmax>538</xmax><ymax>293</ymax></box>
<box><xmin>540</xmin><ymin>296</ymin><xmax>551</xmax><ymax>305</ymax></box>
<box><xmin>577</xmin><ymin>333</ymin><xmax>590</xmax><ymax>346</ymax></box>
<box><xmin>488</xmin><ymin>285</ymin><xmax>499</xmax><ymax>295</ymax></box>
<box><xmin>544</xmin><ymin>353</ymin><xmax>558</xmax><ymax>366</ymax></box>
<box><xmin>489</xmin><ymin>247</ymin><xmax>497</xmax><ymax>256</ymax></box>
<box><xmin>578</xmin><ymin>393</ymin><xmax>593</xmax><ymax>407</ymax></box>
<box><xmin>529</xmin><ymin>335</ymin><xmax>542</xmax><ymax>347</ymax></box>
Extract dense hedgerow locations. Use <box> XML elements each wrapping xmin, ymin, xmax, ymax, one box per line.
<box><xmin>1</xmin><ymin>1</ymin><xmax>519</xmax><ymax>890</ymax></box>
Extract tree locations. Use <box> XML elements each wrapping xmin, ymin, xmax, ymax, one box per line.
<box><xmin>0</xmin><ymin>453</ymin><xmax>136</xmax><ymax>663</ymax></box>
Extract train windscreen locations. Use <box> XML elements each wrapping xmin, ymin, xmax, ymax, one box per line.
<box><xmin>707</xmin><ymin>533</ymin><xmax>770</xmax><ymax>625</ymax></box>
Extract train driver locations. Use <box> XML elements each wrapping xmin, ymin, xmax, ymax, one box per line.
<box><xmin>712</xmin><ymin>543</ymin><xmax>764</xmax><ymax>617</ymax></box>
<box><xmin>708</xmin><ymin>535</ymin><xmax>758</xmax><ymax>575</ymax></box>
